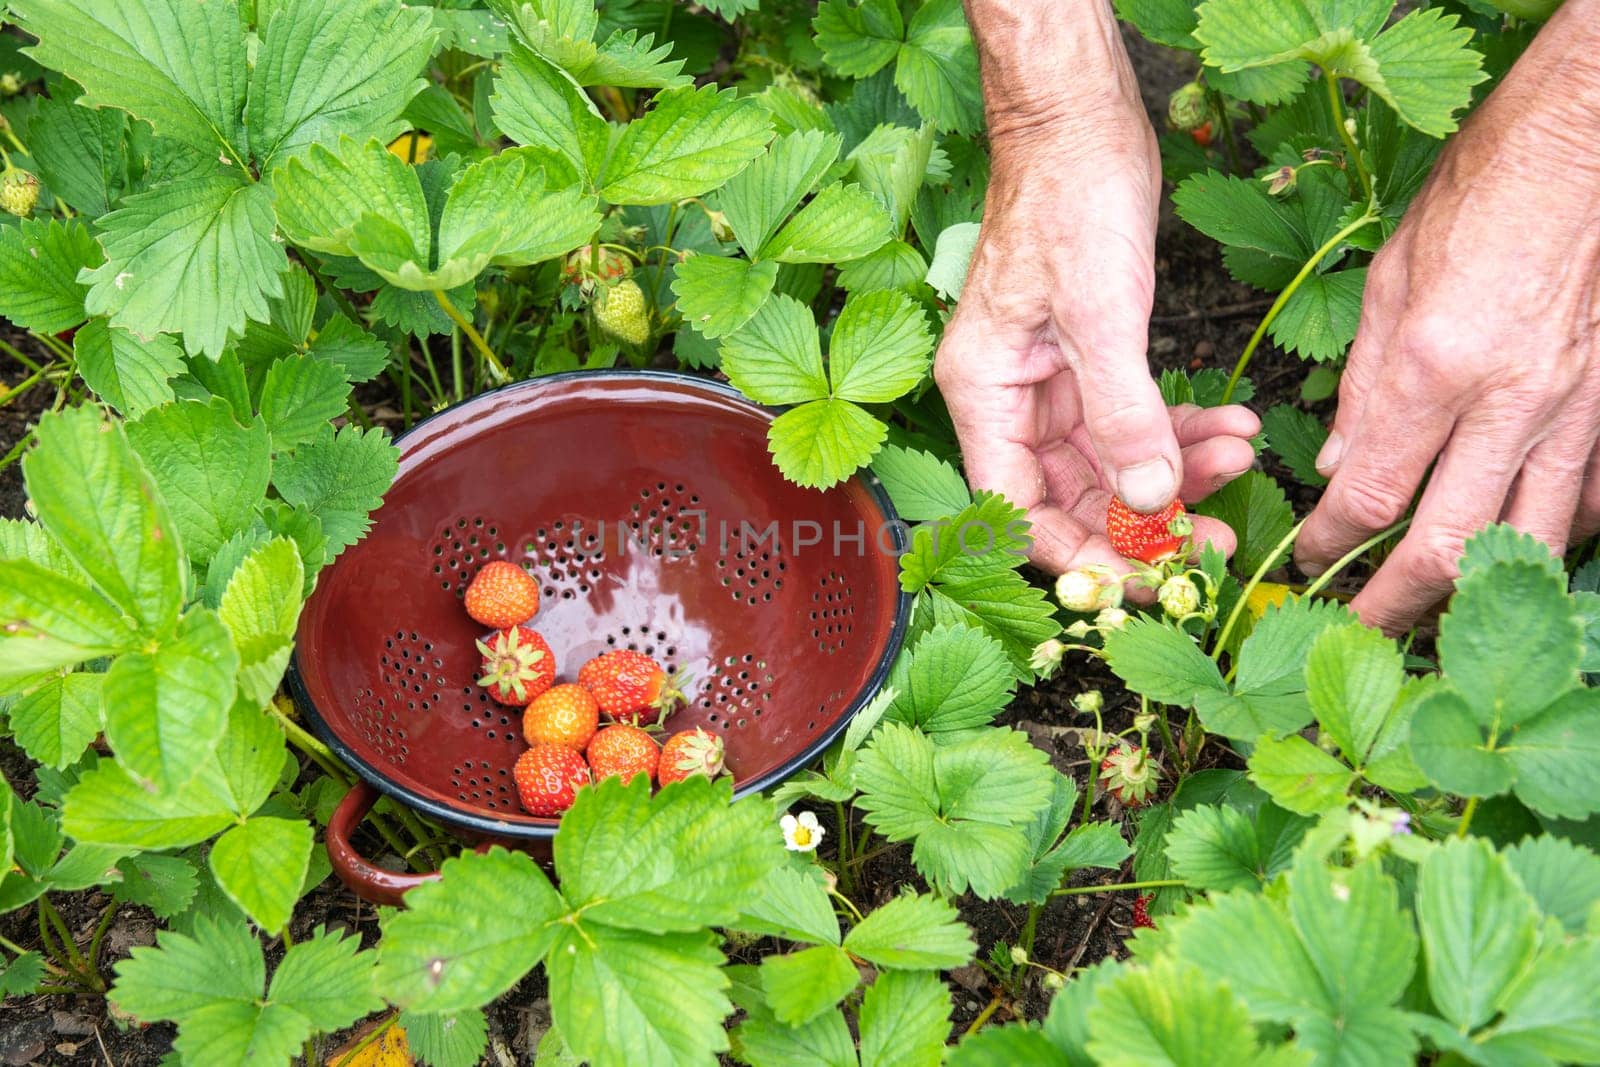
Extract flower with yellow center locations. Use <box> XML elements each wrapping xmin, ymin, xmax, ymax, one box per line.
<box><xmin>781</xmin><ymin>811</ymin><xmax>825</xmax><ymax>853</ymax></box>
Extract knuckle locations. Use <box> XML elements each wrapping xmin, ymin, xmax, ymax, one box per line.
<box><xmin>1331</xmin><ymin>471</ymin><xmax>1413</xmax><ymax>532</ymax></box>
<box><xmin>1406</xmin><ymin>527</ymin><xmax>1472</xmax><ymax>584</ymax></box>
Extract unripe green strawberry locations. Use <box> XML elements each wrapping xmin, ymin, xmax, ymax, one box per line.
<box><xmin>1158</xmin><ymin>574</ymin><xmax>1200</xmax><ymax>619</ymax></box>
<box><xmin>0</xmin><ymin>72</ymin><xmax>22</xmax><ymax>96</ymax></box>
<box><xmin>0</xmin><ymin>170</ymin><xmax>40</xmax><ymax>218</ymax></box>
<box><xmin>593</xmin><ymin>279</ymin><xmax>651</xmax><ymax>346</ymax></box>
<box><xmin>1167</xmin><ymin>81</ymin><xmax>1209</xmax><ymax>132</ymax></box>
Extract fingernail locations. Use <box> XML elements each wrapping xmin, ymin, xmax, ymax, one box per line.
<box><xmin>1213</xmin><ymin>465</ymin><xmax>1253</xmax><ymax>489</ymax></box>
<box><xmin>1117</xmin><ymin>458</ymin><xmax>1177</xmax><ymax>513</ymax></box>
<box><xmin>1314</xmin><ymin>431</ymin><xmax>1345</xmax><ymax>475</ymax></box>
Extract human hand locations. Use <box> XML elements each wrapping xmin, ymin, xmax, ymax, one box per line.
<box><xmin>937</xmin><ymin>6</ymin><xmax>1259</xmax><ymax>577</ymax></box>
<box><xmin>1295</xmin><ymin>3</ymin><xmax>1600</xmax><ymax>632</ymax></box>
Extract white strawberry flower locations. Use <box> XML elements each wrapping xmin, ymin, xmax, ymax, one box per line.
<box><xmin>781</xmin><ymin>811</ymin><xmax>825</xmax><ymax>853</ymax></box>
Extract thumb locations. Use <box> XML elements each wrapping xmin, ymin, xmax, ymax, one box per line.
<box><xmin>1068</xmin><ymin>337</ymin><xmax>1183</xmax><ymax>514</ymax></box>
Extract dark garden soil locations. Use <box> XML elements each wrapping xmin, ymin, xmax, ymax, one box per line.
<box><xmin>0</xmin><ymin>30</ymin><xmax>1353</xmax><ymax>1064</ymax></box>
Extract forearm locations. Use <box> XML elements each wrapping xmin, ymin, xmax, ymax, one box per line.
<box><xmin>962</xmin><ymin>0</ymin><xmax>1143</xmax><ymax>143</ymax></box>
<box><xmin>1464</xmin><ymin>0</ymin><xmax>1600</xmax><ymax>190</ymax></box>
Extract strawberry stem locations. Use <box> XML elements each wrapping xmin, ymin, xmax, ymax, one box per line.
<box><xmin>1048</xmin><ymin>878</ymin><xmax>1187</xmax><ymax>899</ymax></box>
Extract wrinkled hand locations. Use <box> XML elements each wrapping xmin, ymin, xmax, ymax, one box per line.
<box><xmin>1296</xmin><ymin>15</ymin><xmax>1600</xmax><ymax>633</ymax></box>
<box><xmin>936</xmin><ymin>105</ymin><xmax>1260</xmax><ymax>577</ymax></box>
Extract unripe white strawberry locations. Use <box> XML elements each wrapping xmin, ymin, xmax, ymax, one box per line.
<box><xmin>1054</xmin><ymin>564</ymin><xmax>1122</xmax><ymax>613</ymax></box>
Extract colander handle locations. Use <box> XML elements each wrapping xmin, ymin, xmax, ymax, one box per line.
<box><xmin>326</xmin><ymin>781</ymin><xmax>443</xmax><ymax>907</ymax></box>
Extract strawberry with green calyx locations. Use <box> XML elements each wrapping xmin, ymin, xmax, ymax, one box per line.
<box><xmin>477</xmin><ymin>625</ymin><xmax>556</xmax><ymax>706</ymax></box>
<box><xmin>463</xmin><ymin>560</ymin><xmax>540</xmax><ymax>629</ymax></box>
<box><xmin>1106</xmin><ymin>497</ymin><xmax>1190</xmax><ymax>565</ymax></box>
<box><xmin>592</xmin><ymin>278</ymin><xmax>651</xmax><ymax>346</ymax></box>
<box><xmin>523</xmin><ymin>683</ymin><xmax>600</xmax><ymax>751</ymax></box>
<box><xmin>577</xmin><ymin>649</ymin><xmax>687</xmax><ymax>725</ymax></box>
<box><xmin>658</xmin><ymin>727</ymin><xmax>725</xmax><ymax>785</ymax></box>
<box><xmin>1099</xmin><ymin>741</ymin><xmax>1159</xmax><ymax>807</ymax></box>
<box><xmin>514</xmin><ymin>744</ymin><xmax>590</xmax><ymax>816</ymax></box>
<box><xmin>586</xmin><ymin>723</ymin><xmax>660</xmax><ymax>784</ymax></box>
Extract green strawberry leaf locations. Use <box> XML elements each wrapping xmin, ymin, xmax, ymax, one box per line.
<box><xmin>766</xmin><ymin>398</ymin><xmax>887</xmax><ymax>490</ymax></box>
<box><xmin>598</xmin><ymin>85</ymin><xmax>773</xmax><ymax>206</ymax></box>
<box><xmin>1415</xmin><ymin>838</ymin><xmax>1539</xmax><ymax>1032</ymax></box>
<box><xmin>858</xmin><ymin>970</ymin><xmax>953</xmax><ymax>1067</ymax></box>
<box><xmin>126</xmin><ymin>398</ymin><xmax>273</xmax><ymax>566</ymax></box>
<box><xmin>886</xmin><ymin>622</ymin><xmax>1016</xmax><ymax>738</ymax></box>
<box><xmin>491</xmin><ymin>46</ymin><xmax>612</xmax><ymax>183</ymax></box>
<box><xmin>870</xmin><ymin>445</ymin><xmax>971</xmax><ymax>521</ymax></box>
<box><xmin>814</xmin><ymin>0</ymin><xmax>905</xmax><ymax>78</ymax></box>
<box><xmin>843</xmin><ymin>892</ymin><xmax>975</xmax><ymax>970</ymax></box>
<box><xmin>1104</xmin><ymin>619</ymin><xmax>1227</xmax><ymax>709</ymax></box>
<box><xmin>378</xmin><ymin>847</ymin><xmax>568</xmax><ymax>1013</ymax></box>
<box><xmin>670</xmin><ymin>255</ymin><xmax>780</xmax><ymax>339</ymax></box>
<box><xmin>720</xmin><ymin>294</ymin><xmax>829</xmax><ymax>405</ymax></box>
<box><xmin>1260</xmin><ymin>404</ymin><xmax>1329</xmax><ymax>488</ymax></box>
<box><xmin>0</xmin><ymin>560</ymin><xmax>138</xmax><ymax>688</ymax></box>
<box><xmin>399</xmin><ymin>1009</ymin><xmax>490</xmax><ymax>1067</ymax></box>
<box><xmin>759</xmin><ymin>944</ymin><xmax>860</xmax><ymax>1026</ymax></box>
<box><xmin>217</xmin><ymin>538</ymin><xmax>305</xmax><ymax>708</ymax></box>
<box><xmin>0</xmin><ymin>217</ymin><xmax>101</xmax><ymax>334</ymax></box>
<box><xmin>246</xmin><ymin>0</ymin><xmax>436</xmax><ymax>174</ymax></box>
<box><xmin>270</xmin><ymin>423</ymin><xmax>398</xmax><ymax>557</ymax></box>
<box><xmin>718</xmin><ymin>130</ymin><xmax>842</xmax><ymax>256</ymax></box>
<box><xmin>895</xmin><ymin>0</ymin><xmax>983</xmax><ymax>133</ymax></box>
<box><xmin>24</xmin><ymin>406</ymin><xmax>185</xmax><ymax>637</ymax></box>
<box><xmin>207</xmin><ymin>816</ymin><xmax>314</xmax><ymax>935</ymax></box>
<box><xmin>73</xmin><ymin>318</ymin><xmax>184</xmax><ymax>417</ymax></box>
<box><xmin>855</xmin><ymin>723</ymin><xmax>1056</xmax><ymax>898</ymax></box>
<box><xmin>28</xmin><ymin>97</ymin><xmax>135</xmax><ymax>218</ymax></box>
<box><xmin>5</xmin><ymin>672</ymin><xmax>104</xmax><ymax>771</ymax></box>
<box><xmin>82</xmin><ymin>176</ymin><xmax>287</xmax><ymax>359</ymax></box>
<box><xmin>12</xmin><ymin>0</ymin><xmax>249</xmax><ymax>162</ymax></box>
<box><xmin>762</xmin><ymin>182</ymin><xmax>896</xmax><ymax>263</ymax></box>
<box><xmin>827</xmin><ymin>289</ymin><xmax>934</xmax><ymax>403</ymax></box>
<box><xmin>102</xmin><ymin>608</ymin><xmax>240</xmax><ymax>792</ymax></box>
<box><xmin>1247</xmin><ymin>734</ymin><xmax>1357</xmax><ymax>815</ymax></box>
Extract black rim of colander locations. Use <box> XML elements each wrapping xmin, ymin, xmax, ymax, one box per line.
<box><xmin>286</xmin><ymin>369</ymin><xmax>916</xmax><ymax>842</ymax></box>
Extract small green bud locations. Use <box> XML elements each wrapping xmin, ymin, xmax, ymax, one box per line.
<box><xmin>1095</xmin><ymin>606</ymin><xmax>1130</xmax><ymax>631</ymax></box>
<box><xmin>0</xmin><ymin>72</ymin><xmax>22</xmax><ymax>96</ymax></box>
<box><xmin>1029</xmin><ymin>638</ymin><xmax>1067</xmax><ymax>674</ymax></box>
<box><xmin>1009</xmin><ymin>945</ymin><xmax>1028</xmax><ymax>967</ymax></box>
<box><xmin>1043</xmin><ymin>971</ymin><xmax>1065</xmax><ymax>991</ymax></box>
<box><xmin>1072</xmin><ymin>690</ymin><xmax>1103</xmax><ymax>715</ymax></box>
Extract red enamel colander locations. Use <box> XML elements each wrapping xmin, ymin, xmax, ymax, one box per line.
<box><xmin>288</xmin><ymin>371</ymin><xmax>912</xmax><ymax>904</ymax></box>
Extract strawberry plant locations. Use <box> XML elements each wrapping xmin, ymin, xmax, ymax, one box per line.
<box><xmin>1</xmin><ymin>1</ymin><xmax>1598</xmax><ymax>1065</ymax></box>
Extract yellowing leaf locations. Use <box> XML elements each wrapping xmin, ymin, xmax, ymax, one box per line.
<box><xmin>1246</xmin><ymin>582</ymin><xmax>1295</xmax><ymax>620</ymax></box>
<box><xmin>386</xmin><ymin>132</ymin><xmax>432</xmax><ymax>164</ymax></box>
<box><xmin>329</xmin><ymin>1018</ymin><xmax>411</xmax><ymax>1067</ymax></box>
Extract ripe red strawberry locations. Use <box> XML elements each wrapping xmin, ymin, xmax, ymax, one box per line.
<box><xmin>1099</xmin><ymin>741</ymin><xmax>1159</xmax><ymax>808</ymax></box>
<box><xmin>577</xmin><ymin>650</ymin><xmax>686</xmax><ymax>724</ymax></box>
<box><xmin>1105</xmin><ymin>497</ymin><xmax>1189</xmax><ymax>565</ymax></box>
<box><xmin>586</xmin><ymin>724</ymin><xmax>660</xmax><ymax>784</ymax></box>
<box><xmin>1132</xmin><ymin>894</ymin><xmax>1157</xmax><ymax>930</ymax></box>
<box><xmin>658</xmin><ymin>727</ymin><xmax>725</xmax><ymax>786</ymax></box>
<box><xmin>463</xmin><ymin>561</ymin><xmax>540</xmax><ymax>629</ymax></box>
<box><xmin>477</xmin><ymin>626</ymin><xmax>556</xmax><ymax>706</ymax></box>
<box><xmin>524</xmin><ymin>683</ymin><xmax>600</xmax><ymax>751</ymax></box>
<box><xmin>1191</xmin><ymin>120</ymin><xmax>1214</xmax><ymax>147</ymax></box>
<box><xmin>514</xmin><ymin>744</ymin><xmax>590</xmax><ymax>816</ymax></box>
